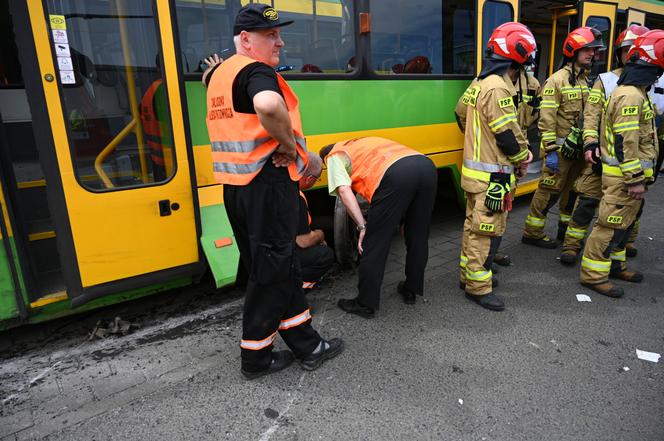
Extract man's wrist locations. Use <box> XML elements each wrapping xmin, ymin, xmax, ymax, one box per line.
<box><xmin>356</xmin><ymin>223</ymin><xmax>366</xmax><ymax>232</ymax></box>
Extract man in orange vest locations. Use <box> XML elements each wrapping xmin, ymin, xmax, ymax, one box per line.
<box><xmin>140</xmin><ymin>78</ymin><xmax>168</xmax><ymax>181</ymax></box>
<box><xmin>296</xmin><ymin>153</ymin><xmax>335</xmax><ymax>289</ymax></box>
<box><xmin>319</xmin><ymin>137</ymin><xmax>437</xmax><ymax>318</ymax></box>
<box><xmin>205</xmin><ymin>4</ymin><xmax>343</xmax><ymax>379</ymax></box>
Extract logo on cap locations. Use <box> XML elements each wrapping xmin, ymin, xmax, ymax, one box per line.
<box><xmin>263</xmin><ymin>8</ymin><xmax>278</xmax><ymax>21</ymax></box>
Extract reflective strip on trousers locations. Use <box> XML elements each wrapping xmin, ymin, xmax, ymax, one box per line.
<box><xmin>581</xmin><ymin>256</ymin><xmax>611</xmax><ymax>273</ymax></box>
<box><xmin>460</xmin><ymin>254</ymin><xmax>468</xmax><ymax>269</ymax></box>
<box><xmin>240</xmin><ymin>332</ymin><xmax>276</xmax><ymax>350</ymax></box>
<box><xmin>525</xmin><ymin>215</ymin><xmax>545</xmax><ymax>227</ymax></box>
<box><xmin>278</xmin><ymin>309</ymin><xmax>312</xmax><ymax>330</ymax></box>
<box><xmin>465</xmin><ymin>267</ymin><xmax>492</xmax><ymax>282</ymax></box>
<box><xmin>560</xmin><ymin>213</ymin><xmax>571</xmax><ymax>224</ymax></box>
<box><xmin>463</xmin><ymin>159</ymin><xmax>514</xmax><ymax>174</ymax></box>
<box><xmin>566</xmin><ymin>226</ymin><xmax>587</xmax><ymax>239</ymax></box>
<box><xmin>302</xmin><ymin>281</ymin><xmax>316</xmax><ymax>289</ymax></box>
<box><xmin>610</xmin><ymin>249</ymin><xmax>626</xmax><ymax>262</ymax></box>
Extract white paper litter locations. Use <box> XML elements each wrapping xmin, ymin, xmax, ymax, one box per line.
<box><xmin>576</xmin><ymin>294</ymin><xmax>592</xmax><ymax>302</ymax></box>
<box><xmin>636</xmin><ymin>349</ymin><xmax>661</xmax><ymax>363</ymax></box>
<box><xmin>622</xmin><ymin>367</ymin><xmax>630</xmax><ymax>372</ymax></box>
<box><xmin>458</xmin><ymin>399</ymin><xmax>463</xmax><ymax>405</ymax></box>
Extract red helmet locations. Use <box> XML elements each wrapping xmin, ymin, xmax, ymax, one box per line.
<box><xmin>562</xmin><ymin>27</ymin><xmax>605</xmax><ymax>58</ymax></box>
<box><xmin>616</xmin><ymin>24</ymin><xmax>649</xmax><ymax>48</ymax></box>
<box><xmin>486</xmin><ymin>22</ymin><xmax>537</xmax><ymax>65</ymax></box>
<box><xmin>626</xmin><ymin>29</ymin><xmax>664</xmax><ymax>69</ymax></box>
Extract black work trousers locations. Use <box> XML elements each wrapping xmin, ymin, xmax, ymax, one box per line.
<box><xmin>223</xmin><ymin>161</ymin><xmax>321</xmax><ymax>372</ymax></box>
<box><xmin>296</xmin><ymin>244</ymin><xmax>335</xmax><ymax>283</ymax></box>
<box><xmin>358</xmin><ymin>155</ymin><xmax>437</xmax><ymax>310</ymax></box>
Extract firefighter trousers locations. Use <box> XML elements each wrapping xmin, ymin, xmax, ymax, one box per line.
<box><xmin>224</xmin><ymin>161</ymin><xmax>321</xmax><ymax>372</ymax></box>
<box><xmin>460</xmin><ymin>190</ymin><xmax>507</xmax><ymax>295</ymax></box>
<box><xmin>562</xmin><ymin>165</ymin><xmax>603</xmax><ymax>254</ymax></box>
<box><xmin>358</xmin><ymin>155</ymin><xmax>437</xmax><ymax>310</ymax></box>
<box><xmin>296</xmin><ymin>244</ymin><xmax>335</xmax><ymax>286</ymax></box>
<box><xmin>523</xmin><ymin>155</ymin><xmax>585</xmax><ymax>239</ymax></box>
<box><xmin>580</xmin><ymin>181</ymin><xmax>644</xmax><ymax>284</ymax></box>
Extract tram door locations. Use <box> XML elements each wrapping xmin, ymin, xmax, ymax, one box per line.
<box><xmin>580</xmin><ymin>1</ymin><xmax>617</xmax><ymax>75</ymax></box>
<box><xmin>8</xmin><ymin>0</ymin><xmax>200</xmax><ymax>307</ymax></box>
<box><xmin>475</xmin><ymin>0</ymin><xmax>520</xmax><ymax>76</ymax></box>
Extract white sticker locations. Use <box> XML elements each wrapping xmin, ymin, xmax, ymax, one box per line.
<box><xmin>576</xmin><ymin>294</ymin><xmax>592</xmax><ymax>302</ymax></box>
<box><xmin>54</xmin><ymin>43</ymin><xmax>70</xmax><ymax>57</ymax></box>
<box><xmin>59</xmin><ymin>70</ymin><xmax>76</xmax><ymax>84</ymax></box>
<box><xmin>57</xmin><ymin>56</ymin><xmax>73</xmax><ymax>71</ymax></box>
<box><xmin>52</xmin><ymin>29</ymin><xmax>68</xmax><ymax>44</ymax></box>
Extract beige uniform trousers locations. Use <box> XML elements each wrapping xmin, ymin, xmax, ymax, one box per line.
<box><xmin>523</xmin><ymin>155</ymin><xmax>585</xmax><ymax>238</ymax></box>
<box><xmin>580</xmin><ymin>180</ymin><xmax>642</xmax><ymax>284</ymax></box>
<box><xmin>460</xmin><ymin>191</ymin><xmax>508</xmax><ymax>295</ymax></box>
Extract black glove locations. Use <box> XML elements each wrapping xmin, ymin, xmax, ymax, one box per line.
<box><xmin>560</xmin><ymin>127</ymin><xmax>583</xmax><ymax>160</ymax></box>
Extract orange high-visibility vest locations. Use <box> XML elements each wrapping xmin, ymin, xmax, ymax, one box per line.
<box><xmin>206</xmin><ymin>54</ymin><xmax>308</xmax><ymax>185</ymax></box>
<box><xmin>140</xmin><ymin>79</ymin><xmax>165</xmax><ymax>166</ymax></box>
<box><xmin>299</xmin><ymin>191</ymin><xmax>312</xmax><ymax>226</ymax></box>
<box><xmin>326</xmin><ymin>137</ymin><xmax>420</xmax><ymax>203</ymax></box>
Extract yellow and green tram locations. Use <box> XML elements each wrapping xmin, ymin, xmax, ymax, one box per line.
<box><xmin>0</xmin><ymin>0</ymin><xmax>662</xmax><ymax>328</ymax></box>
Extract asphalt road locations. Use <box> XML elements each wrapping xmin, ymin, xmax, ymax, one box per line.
<box><xmin>1</xmin><ymin>183</ymin><xmax>663</xmax><ymax>441</ymax></box>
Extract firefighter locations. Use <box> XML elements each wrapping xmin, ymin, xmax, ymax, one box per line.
<box><xmin>522</xmin><ymin>27</ymin><xmax>605</xmax><ymax>248</ymax></box>
<box><xmin>580</xmin><ymin>30</ymin><xmax>664</xmax><ymax>298</ymax></box>
<box><xmin>206</xmin><ymin>4</ymin><xmax>343</xmax><ymax>379</ymax></box>
<box><xmin>561</xmin><ymin>25</ymin><xmax>650</xmax><ymax>265</ymax></box>
<box><xmin>457</xmin><ymin>22</ymin><xmax>535</xmax><ymax>311</ymax></box>
<box><xmin>319</xmin><ymin>137</ymin><xmax>437</xmax><ymax>317</ymax></box>
<box><xmin>455</xmin><ymin>64</ymin><xmax>541</xmax><ymax>273</ymax></box>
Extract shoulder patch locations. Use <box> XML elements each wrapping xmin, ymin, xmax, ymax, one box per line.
<box><xmin>588</xmin><ymin>95</ymin><xmax>601</xmax><ymax>104</ymax></box>
<box><xmin>543</xmin><ymin>88</ymin><xmax>555</xmax><ymax>96</ymax></box>
<box><xmin>621</xmin><ymin>106</ymin><xmax>639</xmax><ymax>116</ymax></box>
<box><xmin>498</xmin><ymin>96</ymin><xmax>514</xmax><ymax>108</ymax></box>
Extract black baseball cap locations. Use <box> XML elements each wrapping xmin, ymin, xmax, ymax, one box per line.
<box><xmin>233</xmin><ymin>4</ymin><xmax>294</xmax><ymax>36</ymax></box>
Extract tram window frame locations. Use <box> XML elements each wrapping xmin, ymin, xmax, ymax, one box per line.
<box><xmin>174</xmin><ymin>0</ymin><xmax>361</xmax><ymax>81</ymax></box>
<box><xmin>585</xmin><ymin>15</ymin><xmax>611</xmax><ymax>79</ymax></box>
<box><xmin>366</xmin><ymin>0</ymin><xmax>476</xmax><ymax>80</ymax></box>
<box><xmin>44</xmin><ymin>0</ymin><xmax>180</xmax><ymax>193</ymax></box>
<box><xmin>480</xmin><ymin>0</ymin><xmax>514</xmax><ymax>55</ymax></box>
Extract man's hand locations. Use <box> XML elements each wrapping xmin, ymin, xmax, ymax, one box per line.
<box><xmin>627</xmin><ymin>183</ymin><xmax>646</xmax><ymax>200</ymax></box>
<box><xmin>203</xmin><ymin>53</ymin><xmax>223</xmax><ymax>69</ymax></box>
<box><xmin>517</xmin><ymin>150</ymin><xmax>533</xmax><ymax>178</ymax></box>
<box><xmin>272</xmin><ymin>143</ymin><xmax>296</xmax><ymax>167</ymax></box>
<box><xmin>584</xmin><ymin>142</ymin><xmax>600</xmax><ymax>164</ymax></box>
<box><xmin>358</xmin><ymin>228</ymin><xmax>366</xmax><ymax>255</ymax></box>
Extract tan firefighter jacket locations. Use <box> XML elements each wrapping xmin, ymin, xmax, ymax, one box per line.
<box><xmin>583</xmin><ymin>68</ymin><xmax>623</xmax><ymax>145</ymax></box>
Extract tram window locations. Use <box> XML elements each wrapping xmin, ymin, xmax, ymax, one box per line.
<box><xmin>175</xmin><ymin>0</ymin><xmax>356</xmax><ymax>74</ymax></box>
<box><xmin>585</xmin><ymin>16</ymin><xmax>610</xmax><ymax>79</ymax></box>
<box><xmin>481</xmin><ymin>1</ymin><xmax>513</xmax><ymax>54</ymax></box>
<box><xmin>44</xmin><ymin>0</ymin><xmax>176</xmax><ymax>191</ymax></box>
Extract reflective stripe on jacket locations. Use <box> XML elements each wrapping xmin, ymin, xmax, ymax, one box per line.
<box><xmin>206</xmin><ymin>54</ymin><xmax>307</xmax><ymax>185</ymax></box>
<box><xmin>326</xmin><ymin>137</ymin><xmax>419</xmax><ymax>203</ymax></box>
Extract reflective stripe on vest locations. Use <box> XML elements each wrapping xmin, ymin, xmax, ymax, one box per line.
<box><xmin>326</xmin><ymin>137</ymin><xmax>419</xmax><ymax>203</ymax></box>
<box><xmin>140</xmin><ymin>79</ymin><xmax>165</xmax><ymax>166</ymax></box>
<box><xmin>206</xmin><ymin>54</ymin><xmax>308</xmax><ymax>185</ymax></box>
<box><xmin>299</xmin><ymin>191</ymin><xmax>312</xmax><ymax>226</ymax></box>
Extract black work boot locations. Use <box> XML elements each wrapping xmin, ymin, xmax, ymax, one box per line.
<box><xmin>626</xmin><ymin>243</ymin><xmax>638</xmax><ymax>258</ymax></box>
<box><xmin>493</xmin><ymin>253</ymin><xmax>512</xmax><ymax>267</ymax></box>
<box><xmin>581</xmin><ymin>281</ymin><xmax>624</xmax><ymax>298</ymax></box>
<box><xmin>609</xmin><ymin>268</ymin><xmax>643</xmax><ymax>283</ymax></box>
<box><xmin>300</xmin><ymin>338</ymin><xmax>344</xmax><ymax>371</ymax></box>
<box><xmin>522</xmin><ymin>235</ymin><xmax>558</xmax><ymax>249</ymax></box>
<box><xmin>338</xmin><ymin>297</ymin><xmax>375</xmax><ymax>318</ymax></box>
<box><xmin>465</xmin><ymin>292</ymin><xmax>505</xmax><ymax>311</ymax></box>
<box><xmin>397</xmin><ymin>281</ymin><xmax>416</xmax><ymax>305</ymax></box>
<box><xmin>241</xmin><ymin>350</ymin><xmax>295</xmax><ymax>380</ymax></box>
<box><xmin>560</xmin><ymin>250</ymin><xmax>578</xmax><ymax>266</ymax></box>
<box><xmin>459</xmin><ymin>277</ymin><xmax>498</xmax><ymax>290</ymax></box>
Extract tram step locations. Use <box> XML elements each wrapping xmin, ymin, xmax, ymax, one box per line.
<box><xmin>16</xmin><ymin>179</ymin><xmax>46</xmax><ymax>189</ymax></box>
<box><xmin>26</xmin><ymin>218</ymin><xmax>55</xmax><ymax>241</ymax></box>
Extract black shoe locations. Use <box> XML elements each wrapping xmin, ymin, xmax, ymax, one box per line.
<box><xmin>241</xmin><ymin>350</ymin><xmax>294</xmax><ymax>380</ymax></box>
<box><xmin>338</xmin><ymin>297</ymin><xmax>375</xmax><ymax>319</ymax></box>
<box><xmin>626</xmin><ymin>244</ymin><xmax>638</xmax><ymax>258</ymax></box>
<box><xmin>465</xmin><ymin>292</ymin><xmax>505</xmax><ymax>311</ymax></box>
<box><xmin>493</xmin><ymin>253</ymin><xmax>511</xmax><ymax>267</ymax></box>
<box><xmin>300</xmin><ymin>338</ymin><xmax>344</xmax><ymax>371</ymax></box>
<box><xmin>522</xmin><ymin>235</ymin><xmax>558</xmax><ymax>249</ymax></box>
<box><xmin>459</xmin><ymin>277</ymin><xmax>498</xmax><ymax>290</ymax></box>
<box><xmin>397</xmin><ymin>281</ymin><xmax>416</xmax><ymax>305</ymax></box>
<box><xmin>560</xmin><ymin>251</ymin><xmax>578</xmax><ymax>266</ymax></box>
<box><xmin>609</xmin><ymin>268</ymin><xmax>643</xmax><ymax>283</ymax></box>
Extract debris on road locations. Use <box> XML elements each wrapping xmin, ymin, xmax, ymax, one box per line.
<box><xmin>88</xmin><ymin>317</ymin><xmax>140</xmax><ymax>340</ymax></box>
<box><xmin>576</xmin><ymin>294</ymin><xmax>591</xmax><ymax>302</ymax></box>
<box><xmin>636</xmin><ymin>349</ymin><xmax>660</xmax><ymax>363</ymax></box>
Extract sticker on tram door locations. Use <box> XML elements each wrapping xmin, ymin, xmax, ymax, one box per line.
<box><xmin>55</xmin><ymin>43</ymin><xmax>70</xmax><ymax>57</ymax></box>
<box><xmin>57</xmin><ymin>57</ymin><xmax>73</xmax><ymax>71</ymax></box>
<box><xmin>59</xmin><ymin>71</ymin><xmax>76</xmax><ymax>85</ymax></box>
<box><xmin>52</xmin><ymin>29</ymin><xmax>68</xmax><ymax>44</ymax></box>
<box><xmin>49</xmin><ymin>15</ymin><xmax>67</xmax><ymax>30</ymax></box>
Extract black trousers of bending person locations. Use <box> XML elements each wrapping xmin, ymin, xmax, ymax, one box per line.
<box><xmin>223</xmin><ymin>160</ymin><xmax>321</xmax><ymax>372</ymax></box>
<box><xmin>357</xmin><ymin>155</ymin><xmax>437</xmax><ymax>310</ymax></box>
<box><xmin>296</xmin><ymin>244</ymin><xmax>335</xmax><ymax>284</ymax></box>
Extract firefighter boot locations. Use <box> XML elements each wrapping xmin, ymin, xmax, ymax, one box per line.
<box><xmin>609</xmin><ymin>268</ymin><xmax>644</xmax><ymax>283</ymax></box>
<box><xmin>626</xmin><ymin>243</ymin><xmax>638</xmax><ymax>258</ymax></box>
<box><xmin>465</xmin><ymin>292</ymin><xmax>505</xmax><ymax>311</ymax></box>
<box><xmin>241</xmin><ymin>350</ymin><xmax>295</xmax><ymax>380</ymax></box>
<box><xmin>581</xmin><ymin>281</ymin><xmax>624</xmax><ymax>298</ymax></box>
<box><xmin>560</xmin><ymin>250</ymin><xmax>578</xmax><ymax>266</ymax></box>
<box><xmin>521</xmin><ymin>235</ymin><xmax>558</xmax><ymax>249</ymax></box>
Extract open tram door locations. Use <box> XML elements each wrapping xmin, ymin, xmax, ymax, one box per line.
<box><xmin>7</xmin><ymin>0</ymin><xmax>202</xmax><ymax>309</ymax></box>
<box><xmin>579</xmin><ymin>1</ymin><xmax>617</xmax><ymax>75</ymax></box>
<box><xmin>475</xmin><ymin>0</ymin><xmax>520</xmax><ymax>77</ymax></box>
